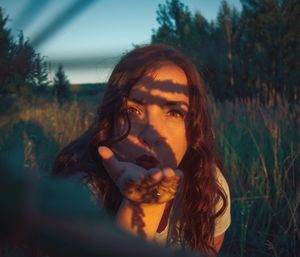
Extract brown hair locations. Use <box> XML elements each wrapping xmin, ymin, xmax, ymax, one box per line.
<box><xmin>52</xmin><ymin>44</ymin><xmax>227</xmax><ymax>255</ymax></box>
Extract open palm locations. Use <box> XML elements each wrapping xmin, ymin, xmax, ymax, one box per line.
<box><xmin>98</xmin><ymin>146</ymin><xmax>183</xmax><ymax>203</ymax></box>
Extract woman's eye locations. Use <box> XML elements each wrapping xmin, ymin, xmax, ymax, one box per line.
<box><xmin>127</xmin><ymin>106</ymin><xmax>142</xmax><ymax>117</ymax></box>
<box><xmin>167</xmin><ymin>109</ymin><xmax>185</xmax><ymax>119</ymax></box>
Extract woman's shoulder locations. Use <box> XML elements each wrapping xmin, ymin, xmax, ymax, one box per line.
<box><xmin>214</xmin><ymin>166</ymin><xmax>231</xmax><ymax>236</ymax></box>
<box><xmin>214</xmin><ymin>166</ymin><xmax>230</xmax><ymax>194</ymax></box>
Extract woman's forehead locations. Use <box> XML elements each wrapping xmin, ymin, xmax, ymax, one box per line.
<box><xmin>129</xmin><ymin>64</ymin><xmax>189</xmax><ymax>107</ymax></box>
<box><xmin>148</xmin><ymin>62</ymin><xmax>188</xmax><ymax>84</ymax></box>
<box><xmin>133</xmin><ymin>63</ymin><xmax>188</xmax><ymax>88</ymax></box>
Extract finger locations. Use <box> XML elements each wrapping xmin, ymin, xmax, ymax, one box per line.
<box><xmin>144</xmin><ymin>168</ymin><xmax>163</xmax><ymax>186</ymax></box>
<box><xmin>162</xmin><ymin>168</ymin><xmax>184</xmax><ymax>179</ymax></box>
<box><xmin>98</xmin><ymin>146</ymin><xmax>123</xmax><ymax>178</ymax></box>
<box><xmin>162</xmin><ymin>167</ymin><xmax>176</xmax><ymax>178</ymax></box>
<box><xmin>118</xmin><ymin>171</ymin><xmax>145</xmax><ymax>191</ymax></box>
<box><xmin>174</xmin><ymin>168</ymin><xmax>184</xmax><ymax>178</ymax></box>
<box><xmin>159</xmin><ymin>168</ymin><xmax>183</xmax><ymax>190</ymax></box>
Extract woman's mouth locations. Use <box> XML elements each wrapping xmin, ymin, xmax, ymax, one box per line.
<box><xmin>135</xmin><ymin>155</ymin><xmax>159</xmax><ymax>170</ymax></box>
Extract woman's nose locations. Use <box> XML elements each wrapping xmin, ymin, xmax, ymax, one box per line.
<box><xmin>137</xmin><ymin>114</ymin><xmax>165</xmax><ymax>148</ymax></box>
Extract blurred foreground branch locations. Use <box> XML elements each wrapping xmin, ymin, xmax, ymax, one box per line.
<box><xmin>0</xmin><ymin>162</ymin><xmax>200</xmax><ymax>257</ymax></box>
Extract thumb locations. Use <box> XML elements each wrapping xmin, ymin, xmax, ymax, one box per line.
<box><xmin>98</xmin><ymin>146</ymin><xmax>123</xmax><ymax>179</ymax></box>
<box><xmin>98</xmin><ymin>146</ymin><xmax>114</xmax><ymax>160</ymax></box>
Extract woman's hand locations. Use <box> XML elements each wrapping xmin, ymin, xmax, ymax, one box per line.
<box><xmin>98</xmin><ymin>146</ymin><xmax>183</xmax><ymax>203</ymax></box>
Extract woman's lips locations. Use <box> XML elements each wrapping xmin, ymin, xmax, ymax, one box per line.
<box><xmin>135</xmin><ymin>155</ymin><xmax>159</xmax><ymax>170</ymax></box>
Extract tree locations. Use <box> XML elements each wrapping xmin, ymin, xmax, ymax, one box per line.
<box><xmin>217</xmin><ymin>1</ymin><xmax>237</xmax><ymax>96</ymax></box>
<box><xmin>0</xmin><ymin>7</ymin><xmax>13</xmax><ymax>93</ymax></box>
<box><xmin>239</xmin><ymin>0</ymin><xmax>300</xmax><ymax>103</ymax></box>
<box><xmin>151</xmin><ymin>1</ymin><xmax>213</xmax><ymax>89</ymax></box>
<box><xmin>152</xmin><ymin>0</ymin><xmax>192</xmax><ymax>50</ymax></box>
<box><xmin>280</xmin><ymin>0</ymin><xmax>300</xmax><ymax>101</ymax></box>
<box><xmin>203</xmin><ymin>0</ymin><xmax>242</xmax><ymax>100</ymax></box>
<box><xmin>30</xmin><ymin>53</ymin><xmax>49</xmax><ymax>93</ymax></box>
<box><xmin>53</xmin><ymin>64</ymin><xmax>70</xmax><ymax>99</ymax></box>
<box><xmin>10</xmin><ymin>31</ymin><xmax>36</xmax><ymax>95</ymax></box>
<box><xmin>153</xmin><ymin>0</ymin><xmax>300</xmax><ymax>101</ymax></box>
<box><xmin>0</xmin><ymin>7</ymin><xmax>51</xmax><ymax>96</ymax></box>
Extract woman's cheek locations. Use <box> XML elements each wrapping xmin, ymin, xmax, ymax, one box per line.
<box><xmin>165</xmin><ymin>123</ymin><xmax>188</xmax><ymax>165</ymax></box>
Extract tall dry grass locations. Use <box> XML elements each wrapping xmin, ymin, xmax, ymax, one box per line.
<box><xmin>0</xmin><ymin>95</ymin><xmax>299</xmax><ymax>256</ymax></box>
<box><xmin>210</xmin><ymin>97</ymin><xmax>299</xmax><ymax>257</ymax></box>
<box><xmin>0</xmin><ymin>96</ymin><xmax>98</xmax><ymax>174</ymax></box>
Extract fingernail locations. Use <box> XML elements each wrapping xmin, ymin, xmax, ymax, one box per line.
<box><xmin>98</xmin><ymin>146</ymin><xmax>112</xmax><ymax>159</ymax></box>
<box><xmin>152</xmin><ymin>171</ymin><xmax>163</xmax><ymax>181</ymax></box>
<box><xmin>163</xmin><ymin>168</ymin><xmax>174</xmax><ymax>177</ymax></box>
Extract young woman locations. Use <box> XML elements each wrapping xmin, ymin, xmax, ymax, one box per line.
<box><xmin>53</xmin><ymin>44</ymin><xmax>231</xmax><ymax>256</ymax></box>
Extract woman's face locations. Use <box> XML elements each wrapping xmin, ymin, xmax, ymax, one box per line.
<box><xmin>112</xmin><ymin>63</ymin><xmax>189</xmax><ymax>170</ymax></box>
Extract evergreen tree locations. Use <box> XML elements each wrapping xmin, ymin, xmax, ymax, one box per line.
<box><xmin>280</xmin><ymin>0</ymin><xmax>300</xmax><ymax>101</ymax></box>
<box><xmin>0</xmin><ymin>7</ymin><xmax>51</xmax><ymax>96</ymax></box>
<box><xmin>0</xmin><ymin>7</ymin><xmax>12</xmax><ymax>93</ymax></box>
<box><xmin>239</xmin><ymin>0</ymin><xmax>300</xmax><ymax>102</ymax></box>
<box><xmin>30</xmin><ymin>53</ymin><xmax>49</xmax><ymax>93</ymax></box>
<box><xmin>53</xmin><ymin>64</ymin><xmax>70</xmax><ymax>99</ymax></box>
<box><xmin>152</xmin><ymin>0</ymin><xmax>300</xmax><ymax>102</ymax></box>
<box><xmin>11</xmin><ymin>31</ymin><xmax>36</xmax><ymax>95</ymax></box>
<box><xmin>214</xmin><ymin>1</ymin><xmax>241</xmax><ymax>99</ymax></box>
<box><xmin>152</xmin><ymin>0</ymin><xmax>192</xmax><ymax>50</ymax></box>
<box><xmin>217</xmin><ymin>1</ymin><xmax>234</xmax><ymax>95</ymax></box>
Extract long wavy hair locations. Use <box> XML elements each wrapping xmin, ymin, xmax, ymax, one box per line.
<box><xmin>52</xmin><ymin>44</ymin><xmax>227</xmax><ymax>255</ymax></box>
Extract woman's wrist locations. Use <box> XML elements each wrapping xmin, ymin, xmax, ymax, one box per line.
<box><xmin>124</xmin><ymin>197</ymin><xmax>167</xmax><ymax>207</ymax></box>
<box><xmin>116</xmin><ymin>198</ymin><xmax>167</xmax><ymax>240</ymax></box>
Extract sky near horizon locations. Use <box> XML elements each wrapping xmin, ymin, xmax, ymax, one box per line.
<box><xmin>1</xmin><ymin>0</ymin><xmax>241</xmax><ymax>84</ymax></box>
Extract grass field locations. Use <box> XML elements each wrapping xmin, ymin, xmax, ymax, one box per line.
<box><xmin>0</xmin><ymin>92</ymin><xmax>299</xmax><ymax>257</ymax></box>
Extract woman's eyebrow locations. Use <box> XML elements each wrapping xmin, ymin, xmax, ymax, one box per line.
<box><xmin>127</xmin><ymin>98</ymin><xmax>145</xmax><ymax>105</ymax></box>
<box><xmin>128</xmin><ymin>98</ymin><xmax>189</xmax><ymax>109</ymax></box>
<box><xmin>164</xmin><ymin>101</ymin><xmax>189</xmax><ymax>109</ymax></box>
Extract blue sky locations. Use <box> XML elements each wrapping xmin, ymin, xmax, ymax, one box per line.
<box><xmin>1</xmin><ymin>0</ymin><xmax>241</xmax><ymax>84</ymax></box>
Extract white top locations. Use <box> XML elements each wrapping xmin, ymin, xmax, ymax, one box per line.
<box><xmin>153</xmin><ymin>168</ymin><xmax>231</xmax><ymax>245</ymax></box>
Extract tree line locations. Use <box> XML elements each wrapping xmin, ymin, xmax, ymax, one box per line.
<box><xmin>152</xmin><ymin>0</ymin><xmax>300</xmax><ymax>103</ymax></box>
<box><xmin>0</xmin><ymin>7</ymin><xmax>70</xmax><ymax>99</ymax></box>
<box><xmin>1</xmin><ymin>0</ymin><xmax>299</xmax><ymax>103</ymax></box>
